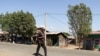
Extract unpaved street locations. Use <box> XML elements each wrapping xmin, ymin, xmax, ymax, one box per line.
<box><xmin>0</xmin><ymin>42</ymin><xmax>100</xmax><ymax>56</ymax></box>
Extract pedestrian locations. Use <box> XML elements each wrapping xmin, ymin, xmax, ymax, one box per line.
<box><xmin>35</xmin><ymin>28</ymin><xmax>47</xmax><ymax>56</ymax></box>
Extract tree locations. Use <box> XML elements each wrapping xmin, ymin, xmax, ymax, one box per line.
<box><xmin>1</xmin><ymin>10</ymin><xmax>36</xmax><ymax>43</ymax></box>
<box><xmin>0</xmin><ymin>14</ymin><xmax>4</xmax><ymax>29</ymax></box>
<box><xmin>67</xmin><ymin>3</ymin><xmax>92</xmax><ymax>49</ymax></box>
<box><xmin>9</xmin><ymin>10</ymin><xmax>36</xmax><ymax>43</ymax></box>
<box><xmin>2</xmin><ymin>12</ymin><xmax>11</xmax><ymax>31</ymax></box>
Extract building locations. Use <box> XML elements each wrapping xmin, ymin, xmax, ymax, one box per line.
<box><xmin>34</xmin><ymin>27</ymin><xmax>74</xmax><ymax>47</ymax></box>
<box><xmin>0</xmin><ymin>30</ymin><xmax>9</xmax><ymax>41</ymax></box>
<box><xmin>46</xmin><ymin>32</ymin><xmax>68</xmax><ymax>47</ymax></box>
<box><xmin>83</xmin><ymin>31</ymin><xmax>100</xmax><ymax>50</ymax></box>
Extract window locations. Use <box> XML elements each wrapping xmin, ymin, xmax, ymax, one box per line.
<box><xmin>94</xmin><ymin>39</ymin><xmax>100</xmax><ymax>47</ymax></box>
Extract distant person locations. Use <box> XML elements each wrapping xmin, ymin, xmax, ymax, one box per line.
<box><xmin>35</xmin><ymin>28</ymin><xmax>47</xmax><ymax>56</ymax></box>
<box><xmin>10</xmin><ymin>34</ymin><xmax>15</xmax><ymax>43</ymax></box>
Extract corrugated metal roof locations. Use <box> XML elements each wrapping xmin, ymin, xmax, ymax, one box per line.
<box><xmin>90</xmin><ymin>31</ymin><xmax>100</xmax><ymax>34</ymax></box>
<box><xmin>46</xmin><ymin>32</ymin><xmax>60</xmax><ymax>35</ymax></box>
<box><xmin>67</xmin><ymin>36</ymin><xmax>75</xmax><ymax>39</ymax></box>
<box><xmin>0</xmin><ymin>31</ymin><xmax>8</xmax><ymax>34</ymax></box>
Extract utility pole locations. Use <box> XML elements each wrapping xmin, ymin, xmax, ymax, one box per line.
<box><xmin>44</xmin><ymin>12</ymin><xmax>47</xmax><ymax>46</ymax></box>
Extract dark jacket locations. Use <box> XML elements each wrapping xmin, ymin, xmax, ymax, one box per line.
<box><xmin>37</xmin><ymin>31</ymin><xmax>45</xmax><ymax>43</ymax></box>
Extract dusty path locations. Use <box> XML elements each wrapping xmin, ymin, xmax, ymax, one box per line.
<box><xmin>0</xmin><ymin>42</ymin><xmax>100</xmax><ymax>56</ymax></box>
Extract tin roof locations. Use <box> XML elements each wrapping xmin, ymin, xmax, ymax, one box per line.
<box><xmin>67</xmin><ymin>36</ymin><xmax>75</xmax><ymax>39</ymax></box>
<box><xmin>90</xmin><ymin>31</ymin><xmax>100</xmax><ymax>34</ymax></box>
<box><xmin>46</xmin><ymin>32</ymin><xmax>60</xmax><ymax>35</ymax></box>
<box><xmin>0</xmin><ymin>31</ymin><xmax>8</xmax><ymax>35</ymax></box>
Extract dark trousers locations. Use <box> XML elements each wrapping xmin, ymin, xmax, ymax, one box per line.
<box><xmin>36</xmin><ymin>40</ymin><xmax>47</xmax><ymax>56</ymax></box>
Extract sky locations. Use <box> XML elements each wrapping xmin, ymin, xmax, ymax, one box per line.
<box><xmin>0</xmin><ymin>0</ymin><xmax>100</xmax><ymax>33</ymax></box>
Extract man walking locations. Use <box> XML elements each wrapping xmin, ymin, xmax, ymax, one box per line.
<box><xmin>35</xmin><ymin>28</ymin><xmax>47</xmax><ymax>56</ymax></box>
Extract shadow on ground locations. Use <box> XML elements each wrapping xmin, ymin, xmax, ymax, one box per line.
<box><xmin>33</xmin><ymin>53</ymin><xmax>43</xmax><ymax>56</ymax></box>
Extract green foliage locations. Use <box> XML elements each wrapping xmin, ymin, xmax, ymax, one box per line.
<box><xmin>0</xmin><ymin>10</ymin><xmax>36</xmax><ymax>37</ymax></box>
<box><xmin>67</xmin><ymin>3</ymin><xmax>92</xmax><ymax>42</ymax></box>
<box><xmin>62</xmin><ymin>32</ymin><xmax>70</xmax><ymax>36</ymax></box>
<box><xmin>2</xmin><ymin>12</ymin><xmax>11</xmax><ymax>31</ymax></box>
<box><xmin>0</xmin><ymin>14</ymin><xmax>4</xmax><ymax>29</ymax></box>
